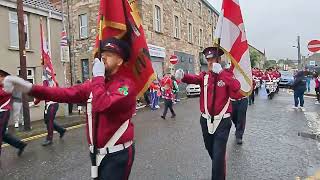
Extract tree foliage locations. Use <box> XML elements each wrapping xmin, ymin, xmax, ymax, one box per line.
<box><xmin>249</xmin><ymin>49</ymin><xmax>261</xmax><ymax>68</ymax></box>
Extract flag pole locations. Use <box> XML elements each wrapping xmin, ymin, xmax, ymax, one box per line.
<box><xmin>90</xmin><ymin>11</ymin><xmax>104</xmax><ymax>180</ymax></box>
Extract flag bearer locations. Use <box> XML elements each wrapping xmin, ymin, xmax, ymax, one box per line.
<box><xmin>3</xmin><ymin>38</ymin><xmax>136</xmax><ymax>180</ymax></box>
<box><xmin>175</xmin><ymin>47</ymin><xmax>240</xmax><ymax>180</ymax></box>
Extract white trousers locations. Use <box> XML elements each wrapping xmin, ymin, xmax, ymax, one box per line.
<box><xmin>11</xmin><ymin>102</ymin><xmax>23</xmax><ymax>124</ymax></box>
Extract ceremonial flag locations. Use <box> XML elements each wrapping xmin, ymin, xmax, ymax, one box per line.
<box><xmin>95</xmin><ymin>0</ymin><xmax>156</xmax><ymax>98</ymax></box>
<box><xmin>215</xmin><ymin>0</ymin><xmax>253</xmax><ymax>96</ymax></box>
<box><xmin>40</xmin><ymin>18</ymin><xmax>57</xmax><ymax>86</ymax></box>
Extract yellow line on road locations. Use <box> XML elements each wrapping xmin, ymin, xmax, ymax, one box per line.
<box><xmin>1</xmin><ymin>123</ymin><xmax>85</xmax><ymax>148</ymax></box>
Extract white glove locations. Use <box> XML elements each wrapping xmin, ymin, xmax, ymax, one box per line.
<box><xmin>212</xmin><ymin>63</ymin><xmax>223</xmax><ymax>74</ymax></box>
<box><xmin>175</xmin><ymin>69</ymin><xmax>185</xmax><ymax>80</ymax></box>
<box><xmin>92</xmin><ymin>58</ymin><xmax>105</xmax><ymax>77</ymax></box>
<box><xmin>3</xmin><ymin>76</ymin><xmax>32</xmax><ymax>94</ymax></box>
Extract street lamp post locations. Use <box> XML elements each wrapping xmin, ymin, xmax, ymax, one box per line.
<box><xmin>293</xmin><ymin>36</ymin><xmax>302</xmax><ymax>70</ymax></box>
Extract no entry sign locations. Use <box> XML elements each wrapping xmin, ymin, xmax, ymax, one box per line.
<box><xmin>308</xmin><ymin>40</ymin><xmax>320</xmax><ymax>53</ymax></box>
<box><xmin>169</xmin><ymin>55</ymin><xmax>178</xmax><ymax>65</ymax></box>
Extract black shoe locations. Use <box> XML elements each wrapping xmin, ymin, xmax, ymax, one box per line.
<box><xmin>60</xmin><ymin>129</ymin><xmax>67</xmax><ymax>138</ymax></box>
<box><xmin>161</xmin><ymin>116</ymin><xmax>165</xmax><ymax>120</ymax></box>
<box><xmin>171</xmin><ymin>114</ymin><xmax>176</xmax><ymax>118</ymax></box>
<box><xmin>42</xmin><ymin>140</ymin><xmax>53</xmax><ymax>146</ymax></box>
<box><xmin>236</xmin><ymin>138</ymin><xmax>243</xmax><ymax>145</ymax></box>
<box><xmin>17</xmin><ymin>143</ymin><xmax>27</xmax><ymax>156</ymax></box>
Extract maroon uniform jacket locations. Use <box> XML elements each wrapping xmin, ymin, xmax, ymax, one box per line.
<box><xmin>182</xmin><ymin>70</ymin><xmax>240</xmax><ymax>116</ymax></box>
<box><xmin>0</xmin><ymin>85</ymin><xmax>11</xmax><ymax>111</ymax></box>
<box><xmin>30</xmin><ymin>75</ymin><xmax>136</xmax><ymax>148</ymax></box>
<box><xmin>263</xmin><ymin>72</ymin><xmax>274</xmax><ymax>81</ymax></box>
<box><xmin>273</xmin><ymin>71</ymin><xmax>281</xmax><ymax>79</ymax></box>
<box><xmin>163</xmin><ymin>89</ymin><xmax>174</xmax><ymax>100</ymax></box>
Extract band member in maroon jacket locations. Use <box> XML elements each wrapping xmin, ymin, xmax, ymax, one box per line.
<box><xmin>34</xmin><ymin>73</ymin><xmax>66</xmax><ymax>146</ymax></box>
<box><xmin>0</xmin><ymin>69</ymin><xmax>27</xmax><ymax>156</ymax></box>
<box><xmin>175</xmin><ymin>47</ymin><xmax>240</xmax><ymax>180</ymax></box>
<box><xmin>160</xmin><ymin>72</ymin><xmax>176</xmax><ymax>119</ymax></box>
<box><xmin>3</xmin><ymin>38</ymin><xmax>136</xmax><ymax>180</ymax></box>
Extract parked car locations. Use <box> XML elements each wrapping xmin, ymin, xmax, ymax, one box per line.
<box><xmin>186</xmin><ymin>84</ymin><xmax>201</xmax><ymax>97</ymax></box>
<box><xmin>279</xmin><ymin>70</ymin><xmax>294</xmax><ymax>88</ymax></box>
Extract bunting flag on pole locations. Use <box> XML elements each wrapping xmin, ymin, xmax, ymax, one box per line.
<box><xmin>95</xmin><ymin>0</ymin><xmax>156</xmax><ymax>98</ymax></box>
<box><xmin>40</xmin><ymin>18</ymin><xmax>57</xmax><ymax>86</ymax></box>
<box><xmin>215</xmin><ymin>0</ymin><xmax>253</xmax><ymax>96</ymax></box>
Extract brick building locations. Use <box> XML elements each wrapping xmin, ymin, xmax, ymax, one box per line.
<box><xmin>56</xmin><ymin>0</ymin><xmax>219</xmax><ymax>83</ymax></box>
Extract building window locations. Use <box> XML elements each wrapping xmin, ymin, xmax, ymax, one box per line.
<box><xmin>186</xmin><ymin>0</ymin><xmax>192</xmax><ymax>11</ymax></box>
<box><xmin>188</xmin><ymin>23</ymin><xmax>193</xmax><ymax>43</ymax></box>
<box><xmin>9</xmin><ymin>11</ymin><xmax>29</xmax><ymax>49</ymax></box>
<box><xmin>18</xmin><ymin>68</ymin><xmax>35</xmax><ymax>84</ymax></box>
<box><xmin>18</xmin><ymin>68</ymin><xmax>35</xmax><ymax>102</ymax></box>
<box><xmin>79</xmin><ymin>14</ymin><xmax>88</xmax><ymax>39</ymax></box>
<box><xmin>198</xmin><ymin>2</ymin><xmax>202</xmax><ymax>17</ymax></box>
<box><xmin>174</xmin><ymin>15</ymin><xmax>180</xmax><ymax>38</ymax></box>
<box><xmin>199</xmin><ymin>29</ymin><xmax>203</xmax><ymax>47</ymax></box>
<box><xmin>81</xmin><ymin>59</ymin><xmax>90</xmax><ymax>82</ymax></box>
<box><xmin>154</xmin><ymin>5</ymin><xmax>161</xmax><ymax>32</ymax></box>
<box><xmin>208</xmin><ymin>10</ymin><xmax>212</xmax><ymax>23</ymax></box>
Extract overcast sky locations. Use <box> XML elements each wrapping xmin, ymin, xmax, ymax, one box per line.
<box><xmin>209</xmin><ymin>0</ymin><xmax>320</xmax><ymax>60</ymax></box>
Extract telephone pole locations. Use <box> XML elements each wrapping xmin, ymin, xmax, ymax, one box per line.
<box><xmin>17</xmin><ymin>0</ymin><xmax>31</xmax><ymax>131</ymax></box>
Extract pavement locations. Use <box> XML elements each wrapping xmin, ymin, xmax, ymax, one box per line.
<box><xmin>5</xmin><ymin>113</ymin><xmax>86</xmax><ymax>141</ymax></box>
<box><xmin>1</xmin><ymin>88</ymin><xmax>320</xmax><ymax>180</ymax></box>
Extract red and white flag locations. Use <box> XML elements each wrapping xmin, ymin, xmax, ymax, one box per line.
<box><xmin>40</xmin><ymin>18</ymin><xmax>57</xmax><ymax>86</ymax></box>
<box><xmin>215</xmin><ymin>0</ymin><xmax>252</xmax><ymax>96</ymax></box>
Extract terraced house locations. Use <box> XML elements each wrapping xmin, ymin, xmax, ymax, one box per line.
<box><xmin>0</xmin><ymin>0</ymin><xmax>67</xmax><ymax>121</ymax></box>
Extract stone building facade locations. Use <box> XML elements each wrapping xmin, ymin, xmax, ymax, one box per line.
<box><xmin>56</xmin><ymin>0</ymin><xmax>219</xmax><ymax>83</ymax></box>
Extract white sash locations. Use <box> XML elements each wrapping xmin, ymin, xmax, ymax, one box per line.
<box><xmin>203</xmin><ymin>74</ymin><xmax>231</xmax><ymax>134</ymax></box>
<box><xmin>87</xmin><ymin>91</ymin><xmax>130</xmax><ymax>178</ymax></box>
<box><xmin>0</xmin><ymin>99</ymin><xmax>10</xmax><ymax>112</ymax></box>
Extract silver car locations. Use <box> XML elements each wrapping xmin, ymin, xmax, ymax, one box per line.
<box><xmin>186</xmin><ymin>84</ymin><xmax>201</xmax><ymax>97</ymax></box>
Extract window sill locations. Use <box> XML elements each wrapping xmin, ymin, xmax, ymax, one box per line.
<box><xmin>174</xmin><ymin>37</ymin><xmax>180</xmax><ymax>40</ymax></box>
<box><xmin>78</xmin><ymin>37</ymin><xmax>89</xmax><ymax>41</ymax></box>
<box><xmin>155</xmin><ymin>31</ymin><xmax>163</xmax><ymax>34</ymax></box>
<box><xmin>8</xmin><ymin>47</ymin><xmax>34</xmax><ymax>53</ymax></box>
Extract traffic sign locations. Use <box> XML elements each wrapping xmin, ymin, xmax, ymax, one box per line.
<box><xmin>169</xmin><ymin>55</ymin><xmax>178</xmax><ymax>65</ymax></box>
<box><xmin>310</xmin><ymin>61</ymin><xmax>316</xmax><ymax>66</ymax></box>
<box><xmin>307</xmin><ymin>40</ymin><xmax>320</xmax><ymax>53</ymax></box>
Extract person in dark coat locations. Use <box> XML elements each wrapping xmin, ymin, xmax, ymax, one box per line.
<box><xmin>292</xmin><ymin>71</ymin><xmax>306</xmax><ymax>111</ymax></box>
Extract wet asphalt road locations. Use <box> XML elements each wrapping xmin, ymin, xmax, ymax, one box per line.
<box><xmin>1</xmin><ymin>88</ymin><xmax>320</xmax><ymax>180</ymax></box>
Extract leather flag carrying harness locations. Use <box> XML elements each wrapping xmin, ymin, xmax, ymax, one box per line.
<box><xmin>202</xmin><ymin>74</ymin><xmax>231</xmax><ymax>134</ymax></box>
<box><xmin>87</xmin><ymin>93</ymin><xmax>132</xmax><ymax>179</ymax></box>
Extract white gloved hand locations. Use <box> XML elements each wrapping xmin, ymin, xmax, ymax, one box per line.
<box><xmin>3</xmin><ymin>76</ymin><xmax>32</xmax><ymax>93</ymax></box>
<box><xmin>175</xmin><ymin>69</ymin><xmax>185</xmax><ymax>80</ymax></box>
<box><xmin>3</xmin><ymin>78</ymin><xmax>14</xmax><ymax>93</ymax></box>
<box><xmin>92</xmin><ymin>58</ymin><xmax>105</xmax><ymax>77</ymax></box>
<box><xmin>212</xmin><ymin>63</ymin><xmax>223</xmax><ymax>74</ymax></box>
